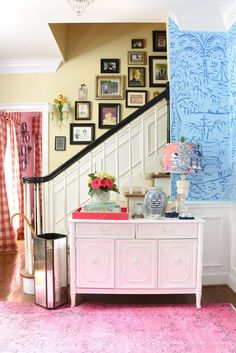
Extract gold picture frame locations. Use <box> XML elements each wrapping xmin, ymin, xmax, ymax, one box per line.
<box><xmin>96</xmin><ymin>75</ymin><xmax>125</xmax><ymax>100</ymax></box>
<box><xmin>128</xmin><ymin>51</ymin><xmax>147</xmax><ymax>65</ymax></box>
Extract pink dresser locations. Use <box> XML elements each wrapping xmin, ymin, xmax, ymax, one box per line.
<box><xmin>69</xmin><ymin>218</ymin><xmax>204</xmax><ymax>308</ymax></box>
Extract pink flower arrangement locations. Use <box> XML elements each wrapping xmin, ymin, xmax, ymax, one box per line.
<box><xmin>88</xmin><ymin>172</ymin><xmax>119</xmax><ymax>196</ymax></box>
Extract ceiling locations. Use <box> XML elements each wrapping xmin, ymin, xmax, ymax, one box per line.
<box><xmin>0</xmin><ymin>0</ymin><xmax>235</xmax><ymax>73</ymax></box>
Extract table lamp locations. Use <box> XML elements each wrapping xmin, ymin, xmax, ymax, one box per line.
<box><xmin>162</xmin><ymin>140</ymin><xmax>203</xmax><ymax>218</ymax></box>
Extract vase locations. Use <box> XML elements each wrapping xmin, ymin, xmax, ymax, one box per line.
<box><xmin>91</xmin><ymin>190</ymin><xmax>110</xmax><ymax>204</ymax></box>
<box><xmin>143</xmin><ymin>187</ymin><xmax>167</xmax><ymax>218</ymax></box>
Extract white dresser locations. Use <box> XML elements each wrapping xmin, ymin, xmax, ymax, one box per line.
<box><xmin>69</xmin><ymin>217</ymin><xmax>204</xmax><ymax>308</ymax></box>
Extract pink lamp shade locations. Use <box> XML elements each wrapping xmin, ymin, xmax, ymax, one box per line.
<box><xmin>162</xmin><ymin>142</ymin><xmax>203</xmax><ymax>174</ymax></box>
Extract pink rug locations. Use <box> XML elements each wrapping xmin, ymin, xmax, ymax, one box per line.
<box><xmin>0</xmin><ymin>302</ymin><xmax>235</xmax><ymax>353</ymax></box>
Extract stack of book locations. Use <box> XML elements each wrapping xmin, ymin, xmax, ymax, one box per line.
<box><xmin>72</xmin><ymin>201</ymin><xmax>128</xmax><ymax>220</ymax></box>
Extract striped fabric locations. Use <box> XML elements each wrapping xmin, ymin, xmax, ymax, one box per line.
<box><xmin>0</xmin><ymin>113</ymin><xmax>21</xmax><ymax>251</ymax></box>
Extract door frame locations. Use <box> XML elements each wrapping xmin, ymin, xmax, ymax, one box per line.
<box><xmin>0</xmin><ymin>103</ymin><xmax>48</xmax><ymax>175</ymax></box>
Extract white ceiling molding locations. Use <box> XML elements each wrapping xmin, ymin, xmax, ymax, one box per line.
<box><xmin>171</xmin><ymin>10</ymin><xmax>226</xmax><ymax>32</ymax></box>
<box><xmin>220</xmin><ymin>0</ymin><xmax>236</xmax><ymax>30</ymax></box>
<box><xmin>0</xmin><ymin>58</ymin><xmax>63</xmax><ymax>74</ymax></box>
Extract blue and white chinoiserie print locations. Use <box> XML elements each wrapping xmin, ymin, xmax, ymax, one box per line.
<box><xmin>168</xmin><ymin>18</ymin><xmax>236</xmax><ymax>201</ymax></box>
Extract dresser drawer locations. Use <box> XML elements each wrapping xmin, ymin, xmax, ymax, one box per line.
<box><xmin>136</xmin><ymin>223</ymin><xmax>198</xmax><ymax>239</ymax></box>
<box><xmin>75</xmin><ymin>222</ymin><xmax>135</xmax><ymax>239</ymax></box>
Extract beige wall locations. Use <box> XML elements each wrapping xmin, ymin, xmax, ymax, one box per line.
<box><xmin>0</xmin><ymin>23</ymin><xmax>166</xmax><ymax>172</ymax></box>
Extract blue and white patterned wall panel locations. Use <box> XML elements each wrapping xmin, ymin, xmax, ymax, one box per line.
<box><xmin>168</xmin><ymin>19</ymin><xmax>231</xmax><ymax>201</ymax></box>
<box><xmin>227</xmin><ymin>22</ymin><xmax>236</xmax><ymax>200</ymax></box>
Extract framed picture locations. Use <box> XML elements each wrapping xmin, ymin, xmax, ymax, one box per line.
<box><xmin>70</xmin><ymin>123</ymin><xmax>95</xmax><ymax>145</ymax></box>
<box><xmin>131</xmin><ymin>39</ymin><xmax>144</xmax><ymax>49</ymax></box>
<box><xmin>101</xmin><ymin>59</ymin><xmax>120</xmax><ymax>73</ymax></box>
<box><xmin>128</xmin><ymin>67</ymin><xmax>145</xmax><ymax>87</ymax></box>
<box><xmin>149</xmin><ymin>56</ymin><xmax>168</xmax><ymax>87</ymax></box>
<box><xmin>96</xmin><ymin>75</ymin><xmax>124</xmax><ymax>100</ymax></box>
<box><xmin>75</xmin><ymin>101</ymin><xmax>91</xmax><ymax>120</ymax></box>
<box><xmin>152</xmin><ymin>31</ymin><xmax>167</xmax><ymax>52</ymax></box>
<box><xmin>98</xmin><ymin>103</ymin><xmax>121</xmax><ymax>129</ymax></box>
<box><xmin>55</xmin><ymin>136</ymin><xmax>66</xmax><ymax>151</ymax></box>
<box><xmin>128</xmin><ymin>51</ymin><xmax>147</xmax><ymax>65</ymax></box>
<box><xmin>126</xmin><ymin>90</ymin><xmax>147</xmax><ymax>108</ymax></box>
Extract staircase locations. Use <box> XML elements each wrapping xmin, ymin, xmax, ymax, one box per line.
<box><xmin>22</xmin><ymin>87</ymin><xmax>169</xmax><ymax>276</ymax></box>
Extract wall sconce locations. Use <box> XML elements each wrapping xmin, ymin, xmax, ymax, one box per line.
<box><xmin>48</xmin><ymin>94</ymin><xmax>70</xmax><ymax>123</ymax></box>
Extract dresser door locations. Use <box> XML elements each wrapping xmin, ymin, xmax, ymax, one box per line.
<box><xmin>116</xmin><ymin>240</ymin><xmax>157</xmax><ymax>288</ymax></box>
<box><xmin>76</xmin><ymin>239</ymin><xmax>114</xmax><ymax>288</ymax></box>
<box><xmin>158</xmin><ymin>239</ymin><xmax>197</xmax><ymax>288</ymax></box>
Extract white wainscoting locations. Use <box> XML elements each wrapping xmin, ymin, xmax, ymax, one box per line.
<box><xmin>188</xmin><ymin>202</ymin><xmax>236</xmax><ymax>292</ymax></box>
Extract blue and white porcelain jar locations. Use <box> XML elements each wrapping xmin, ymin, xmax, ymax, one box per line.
<box><xmin>143</xmin><ymin>187</ymin><xmax>167</xmax><ymax>218</ymax></box>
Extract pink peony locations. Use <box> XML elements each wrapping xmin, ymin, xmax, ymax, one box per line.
<box><xmin>104</xmin><ymin>178</ymin><xmax>113</xmax><ymax>189</ymax></box>
<box><xmin>91</xmin><ymin>178</ymin><xmax>101</xmax><ymax>189</ymax></box>
<box><xmin>100</xmin><ymin>179</ymin><xmax>107</xmax><ymax>187</ymax></box>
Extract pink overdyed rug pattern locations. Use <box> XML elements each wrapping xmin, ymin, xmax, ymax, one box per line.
<box><xmin>0</xmin><ymin>302</ymin><xmax>235</xmax><ymax>353</ymax></box>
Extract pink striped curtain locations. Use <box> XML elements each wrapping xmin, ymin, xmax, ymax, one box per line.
<box><xmin>0</xmin><ymin>112</ymin><xmax>23</xmax><ymax>251</ymax></box>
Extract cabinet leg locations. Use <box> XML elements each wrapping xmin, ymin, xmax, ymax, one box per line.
<box><xmin>196</xmin><ymin>293</ymin><xmax>202</xmax><ymax>309</ymax></box>
<box><xmin>70</xmin><ymin>293</ymin><xmax>76</xmax><ymax>307</ymax></box>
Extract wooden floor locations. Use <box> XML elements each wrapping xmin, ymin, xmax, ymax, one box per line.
<box><xmin>0</xmin><ymin>240</ymin><xmax>236</xmax><ymax>307</ymax></box>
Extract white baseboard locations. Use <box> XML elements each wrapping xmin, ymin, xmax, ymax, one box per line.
<box><xmin>228</xmin><ymin>272</ymin><xmax>236</xmax><ymax>293</ymax></box>
<box><xmin>202</xmin><ymin>272</ymin><xmax>229</xmax><ymax>286</ymax></box>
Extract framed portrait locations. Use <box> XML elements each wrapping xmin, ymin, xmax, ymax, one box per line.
<box><xmin>128</xmin><ymin>67</ymin><xmax>145</xmax><ymax>87</ymax></box>
<box><xmin>149</xmin><ymin>56</ymin><xmax>168</xmax><ymax>87</ymax></box>
<box><xmin>131</xmin><ymin>39</ymin><xmax>144</xmax><ymax>49</ymax></box>
<box><xmin>128</xmin><ymin>51</ymin><xmax>147</xmax><ymax>65</ymax></box>
<box><xmin>101</xmin><ymin>59</ymin><xmax>120</xmax><ymax>73</ymax></box>
<box><xmin>152</xmin><ymin>31</ymin><xmax>167</xmax><ymax>52</ymax></box>
<box><xmin>70</xmin><ymin>123</ymin><xmax>95</xmax><ymax>145</ymax></box>
<box><xmin>55</xmin><ymin>136</ymin><xmax>66</xmax><ymax>151</ymax></box>
<box><xmin>98</xmin><ymin>103</ymin><xmax>121</xmax><ymax>129</ymax></box>
<box><xmin>75</xmin><ymin>101</ymin><xmax>91</xmax><ymax>120</ymax></box>
<box><xmin>126</xmin><ymin>90</ymin><xmax>147</xmax><ymax>108</ymax></box>
<box><xmin>96</xmin><ymin>75</ymin><xmax>124</xmax><ymax>100</ymax></box>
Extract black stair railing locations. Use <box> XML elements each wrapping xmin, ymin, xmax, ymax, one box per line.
<box><xmin>23</xmin><ymin>83</ymin><xmax>169</xmax><ymax>185</ymax></box>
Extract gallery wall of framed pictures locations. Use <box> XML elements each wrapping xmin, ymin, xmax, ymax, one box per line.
<box><xmin>68</xmin><ymin>24</ymin><xmax>167</xmax><ymax>149</ymax></box>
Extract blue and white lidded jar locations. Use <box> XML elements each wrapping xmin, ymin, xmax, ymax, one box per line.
<box><xmin>143</xmin><ymin>187</ymin><xmax>167</xmax><ymax>218</ymax></box>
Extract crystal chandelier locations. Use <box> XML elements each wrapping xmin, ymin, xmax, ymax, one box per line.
<box><xmin>67</xmin><ymin>0</ymin><xmax>94</xmax><ymax>15</ymax></box>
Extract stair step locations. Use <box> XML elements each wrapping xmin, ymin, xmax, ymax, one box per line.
<box><xmin>151</xmin><ymin>173</ymin><xmax>170</xmax><ymax>179</ymax></box>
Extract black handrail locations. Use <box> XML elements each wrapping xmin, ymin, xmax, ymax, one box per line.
<box><xmin>23</xmin><ymin>86</ymin><xmax>169</xmax><ymax>184</ymax></box>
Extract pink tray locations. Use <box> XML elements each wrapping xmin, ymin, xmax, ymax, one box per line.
<box><xmin>72</xmin><ymin>207</ymin><xmax>129</xmax><ymax>220</ymax></box>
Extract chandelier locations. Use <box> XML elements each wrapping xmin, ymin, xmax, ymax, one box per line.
<box><xmin>67</xmin><ymin>0</ymin><xmax>94</xmax><ymax>15</ymax></box>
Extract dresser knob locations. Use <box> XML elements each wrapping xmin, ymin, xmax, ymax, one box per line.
<box><xmin>133</xmin><ymin>257</ymin><xmax>141</xmax><ymax>266</ymax></box>
<box><xmin>174</xmin><ymin>258</ymin><xmax>182</xmax><ymax>266</ymax></box>
<box><xmin>92</xmin><ymin>258</ymin><xmax>99</xmax><ymax>265</ymax></box>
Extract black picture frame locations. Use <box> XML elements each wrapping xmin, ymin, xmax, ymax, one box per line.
<box><xmin>128</xmin><ymin>67</ymin><xmax>145</xmax><ymax>87</ymax></box>
<box><xmin>70</xmin><ymin>123</ymin><xmax>95</xmax><ymax>145</ymax></box>
<box><xmin>152</xmin><ymin>31</ymin><xmax>167</xmax><ymax>52</ymax></box>
<box><xmin>126</xmin><ymin>90</ymin><xmax>148</xmax><ymax>108</ymax></box>
<box><xmin>55</xmin><ymin>136</ymin><xmax>66</xmax><ymax>151</ymax></box>
<box><xmin>100</xmin><ymin>59</ymin><xmax>120</xmax><ymax>73</ymax></box>
<box><xmin>75</xmin><ymin>101</ymin><xmax>91</xmax><ymax>120</ymax></box>
<box><xmin>98</xmin><ymin>103</ymin><xmax>121</xmax><ymax>129</ymax></box>
<box><xmin>149</xmin><ymin>56</ymin><xmax>168</xmax><ymax>87</ymax></box>
<box><xmin>131</xmin><ymin>39</ymin><xmax>144</xmax><ymax>49</ymax></box>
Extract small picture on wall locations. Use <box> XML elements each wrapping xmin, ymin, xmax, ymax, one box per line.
<box><xmin>98</xmin><ymin>103</ymin><xmax>121</xmax><ymax>129</ymax></box>
<box><xmin>126</xmin><ymin>90</ymin><xmax>147</xmax><ymax>108</ymax></box>
<box><xmin>55</xmin><ymin>136</ymin><xmax>66</xmax><ymax>151</ymax></box>
<box><xmin>152</xmin><ymin>31</ymin><xmax>167</xmax><ymax>52</ymax></box>
<box><xmin>128</xmin><ymin>67</ymin><xmax>145</xmax><ymax>87</ymax></box>
<box><xmin>131</xmin><ymin>39</ymin><xmax>144</xmax><ymax>49</ymax></box>
<box><xmin>149</xmin><ymin>56</ymin><xmax>168</xmax><ymax>87</ymax></box>
<box><xmin>128</xmin><ymin>51</ymin><xmax>147</xmax><ymax>65</ymax></box>
<box><xmin>75</xmin><ymin>101</ymin><xmax>91</xmax><ymax>120</ymax></box>
<box><xmin>101</xmin><ymin>59</ymin><xmax>120</xmax><ymax>73</ymax></box>
<box><xmin>70</xmin><ymin>123</ymin><xmax>95</xmax><ymax>145</ymax></box>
